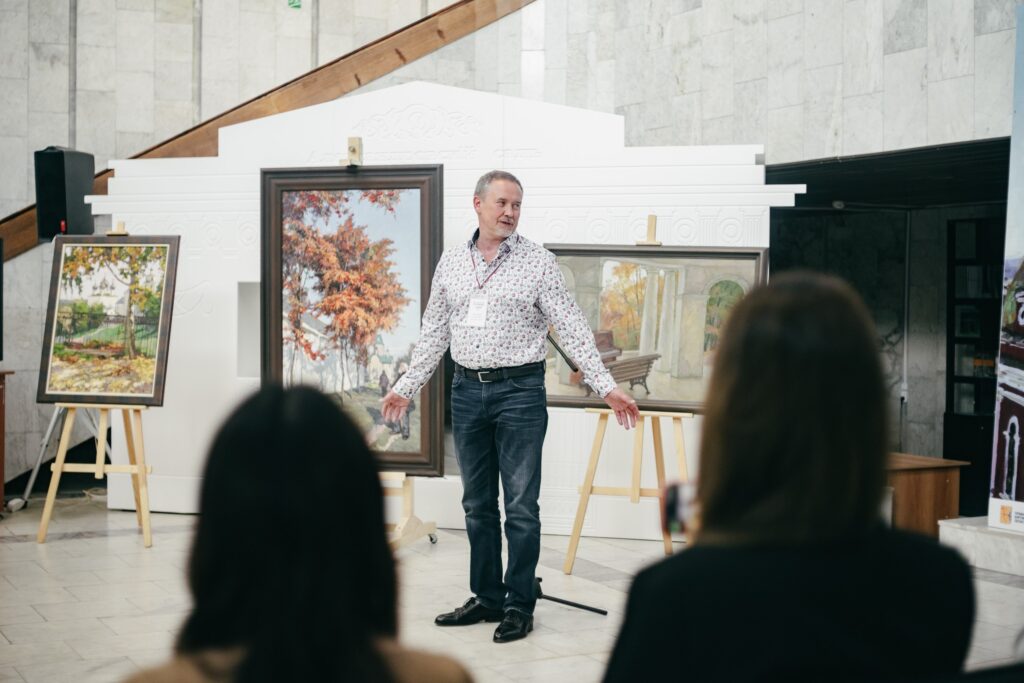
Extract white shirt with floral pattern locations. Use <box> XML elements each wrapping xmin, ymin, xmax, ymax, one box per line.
<box><xmin>391</xmin><ymin>231</ymin><xmax>616</xmax><ymax>400</ymax></box>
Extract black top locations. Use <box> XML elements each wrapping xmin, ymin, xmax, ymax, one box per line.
<box><xmin>604</xmin><ymin>527</ymin><xmax>975</xmax><ymax>682</ymax></box>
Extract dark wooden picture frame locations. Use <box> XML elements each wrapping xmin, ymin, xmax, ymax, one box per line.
<box><xmin>261</xmin><ymin>165</ymin><xmax>445</xmax><ymax>476</ymax></box>
<box><xmin>37</xmin><ymin>234</ymin><xmax>181</xmax><ymax>406</ymax></box>
<box><xmin>543</xmin><ymin>244</ymin><xmax>769</xmax><ymax>413</ymax></box>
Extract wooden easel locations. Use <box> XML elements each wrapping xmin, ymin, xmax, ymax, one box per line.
<box><xmin>563</xmin><ymin>408</ymin><xmax>692</xmax><ymax>574</ymax></box>
<box><xmin>37</xmin><ymin>403</ymin><xmax>153</xmax><ymax>547</ymax></box>
<box><xmin>381</xmin><ymin>472</ymin><xmax>438</xmax><ymax>549</ymax></box>
<box><xmin>563</xmin><ymin>213</ymin><xmax>694</xmax><ymax>573</ymax></box>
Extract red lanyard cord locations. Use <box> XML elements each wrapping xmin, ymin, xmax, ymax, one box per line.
<box><xmin>469</xmin><ymin>248</ymin><xmax>509</xmax><ymax>289</ymax></box>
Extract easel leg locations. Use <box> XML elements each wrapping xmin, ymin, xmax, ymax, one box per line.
<box><xmin>564</xmin><ymin>413</ymin><xmax>608</xmax><ymax>574</ymax></box>
<box><xmin>651</xmin><ymin>417</ymin><xmax>672</xmax><ymax>556</ymax></box>
<box><xmin>122</xmin><ymin>410</ymin><xmax>143</xmax><ymax>529</ymax></box>
<box><xmin>94</xmin><ymin>409</ymin><xmax>108</xmax><ymax>479</ymax></box>
<box><xmin>630</xmin><ymin>417</ymin><xmax>646</xmax><ymax>503</ymax></box>
<box><xmin>37</xmin><ymin>408</ymin><xmax>78</xmax><ymax>543</ymax></box>
<box><xmin>131</xmin><ymin>409</ymin><xmax>153</xmax><ymax>548</ymax></box>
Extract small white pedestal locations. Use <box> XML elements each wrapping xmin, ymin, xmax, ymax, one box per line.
<box><xmin>939</xmin><ymin>516</ymin><xmax>1024</xmax><ymax>577</ymax></box>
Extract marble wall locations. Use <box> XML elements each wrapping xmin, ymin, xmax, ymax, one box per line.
<box><xmin>359</xmin><ymin>0</ymin><xmax>1017</xmax><ymax>160</ymax></box>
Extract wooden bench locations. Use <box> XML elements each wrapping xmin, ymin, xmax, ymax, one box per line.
<box><xmin>584</xmin><ymin>353</ymin><xmax>661</xmax><ymax>396</ymax></box>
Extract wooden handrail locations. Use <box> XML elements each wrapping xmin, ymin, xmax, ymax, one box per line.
<box><xmin>0</xmin><ymin>0</ymin><xmax>534</xmax><ymax>261</ymax></box>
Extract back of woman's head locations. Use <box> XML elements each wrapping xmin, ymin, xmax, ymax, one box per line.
<box><xmin>178</xmin><ymin>385</ymin><xmax>396</xmax><ymax>682</ymax></box>
<box><xmin>697</xmin><ymin>271</ymin><xmax>888</xmax><ymax>545</ymax></box>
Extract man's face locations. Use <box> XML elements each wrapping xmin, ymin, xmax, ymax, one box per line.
<box><xmin>474</xmin><ymin>179</ymin><xmax>522</xmax><ymax>241</ymax></box>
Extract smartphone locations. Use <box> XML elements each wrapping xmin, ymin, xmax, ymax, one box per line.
<box><xmin>662</xmin><ymin>481</ymin><xmax>696</xmax><ymax>536</ymax></box>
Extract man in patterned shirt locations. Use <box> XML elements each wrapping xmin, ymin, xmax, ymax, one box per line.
<box><xmin>381</xmin><ymin>170</ymin><xmax>639</xmax><ymax>643</ymax></box>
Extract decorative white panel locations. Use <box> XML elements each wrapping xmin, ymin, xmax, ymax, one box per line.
<box><xmin>89</xmin><ymin>81</ymin><xmax>803</xmax><ymax>539</ymax></box>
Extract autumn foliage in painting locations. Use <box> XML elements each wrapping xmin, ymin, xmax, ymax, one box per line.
<box><xmin>281</xmin><ymin>190</ymin><xmax>409</xmax><ymax>388</ymax></box>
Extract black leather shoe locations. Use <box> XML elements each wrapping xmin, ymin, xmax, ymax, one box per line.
<box><xmin>435</xmin><ymin>598</ymin><xmax>504</xmax><ymax>626</ymax></box>
<box><xmin>493</xmin><ymin>609</ymin><xmax>533</xmax><ymax>643</ymax></box>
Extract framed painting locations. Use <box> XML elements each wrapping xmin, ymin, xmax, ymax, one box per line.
<box><xmin>261</xmin><ymin>165</ymin><xmax>444</xmax><ymax>476</ymax></box>
<box><xmin>37</xmin><ymin>234</ymin><xmax>181</xmax><ymax>406</ymax></box>
<box><xmin>543</xmin><ymin>244</ymin><xmax>769</xmax><ymax>413</ymax></box>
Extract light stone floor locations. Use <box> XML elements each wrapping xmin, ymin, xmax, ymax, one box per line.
<box><xmin>1</xmin><ymin>495</ymin><xmax>1023</xmax><ymax>683</ymax></box>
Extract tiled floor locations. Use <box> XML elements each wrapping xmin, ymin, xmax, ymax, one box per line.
<box><xmin>1</xmin><ymin>494</ymin><xmax>1023</xmax><ymax>682</ymax></box>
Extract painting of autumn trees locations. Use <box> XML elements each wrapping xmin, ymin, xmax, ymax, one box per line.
<box><xmin>262</xmin><ymin>165</ymin><xmax>445</xmax><ymax>475</ymax></box>
<box><xmin>279</xmin><ymin>187</ymin><xmax>423</xmax><ymax>452</ymax></box>
<box><xmin>38</xmin><ymin>235</ymin><xmax>180</xmax><ymax>405</ymax></box>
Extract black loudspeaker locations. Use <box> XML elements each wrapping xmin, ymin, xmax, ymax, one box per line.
<box><xmin>34</xmin><ymin>146</ymin><xmax>95</xmax><ymax>241</ymax></box>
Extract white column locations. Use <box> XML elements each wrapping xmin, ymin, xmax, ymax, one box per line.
<box><xmin>637</xmin><ymin>268</ymin><xmax>659</xmax><ymax>354</ymax></box>
<box><xmin>656</xmin><ymin>270</ymin><xmax>678</xmax><ymax>372</ymax></box>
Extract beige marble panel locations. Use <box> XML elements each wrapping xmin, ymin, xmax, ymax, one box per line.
<box><xmin>765</xmin><ymin>103</ymin><xmax>804</xmax><ymax>162</ymax></box>
<box><xmin>734</xmin><ymin>77</ymin><xmax>766</xmax><ymax>144</ymax></box>
<box><xmin>116</xmin><ymin>8</ymin><xmax>155</xmax><ymax>70</ymax></box>
<box><xmin>670</xmin><ymin>91</ymin><xmax>702</xmax><ymax>145</ymax></box>
<box><xmin>803</xmin><ymin>64</ymin><xmax>842</xmax><ymax>158</ymax></box>
<box><xmin>975</xmin><ymin>0</ymin><xmax>1016</xmax><ymax>35</ymax></box>
<box><xmin>77</xmin><ymin>0</ymin><xmax>116</xmax><ymax>48</ymax></box>
<box><xmin>702</xmin><ymin>0</ymin><xmax>734</xmax><ymax>35</ymax></box>
<box><xmin>975</xmin><ymin>28</ymin><xmax>1014</xmax><ymax>139</ymax></box>
<box><xmin>883</xmin><ymin>0</ymin><xmax>926</xmax><ymax>54</ymax></box>
<box><xmin>766</xmin><ymin>0</ymin><xmax>803</xmax><ymax>20</ymax></box>
<box><xmin>275</xmin><ymin>35</ymin><xmax>313</xmax><ymax>85</ymax></box>
<box><xmin>153</xmin><ymin>99</ymin><xmax>193</xmax><ymax>140</ymax></box>
<box><xmin>927</xmin><ymin>0</ymin><xmax>974</xmax><ymax>81</ymax></box>
<box><xmin>804</xmin><ymin>0</ymin><xmax>843</xmax><ymax>68</ymax></box>
<box><xmin>701</xmin><ymin>29</ymin><xmax>734</xmax><ymax>119</ymax></box>
<box><xmin>28</xmin><ymin>43</ymin><xmax>69</xmax><ymax>115</ymax></box>
<box><xmin>28</xmin><ymin>0</ymin><xmax>70</xmax><ymax>45</ymax></box>
<box><xmin>0</xmin><ymin>135</ymin><xmax>27</xmax><ymax>201</ymax></box>
<box><xmin>76</xmin><ymin>44</ymin><xmax>115</xmax><ymax>91</ymax></box>
<box><xmin>115</xmin><ymin>70</ymin><xmax>154</xmax><ymax>133</ymax></box>
<box><xmin>766</xmin><ymin>13</ymin><xmax>803</xmax><ymax>109</ymax></box>
<box><xmin>521</xmin><ymin>0</ymin><xmax>545</xmax><ymax>51</ymax></box>
<box><xmin>842</xmin><ymin>91</ymin><xmax>883</xmax><ymax>155</ymax></box>
<box><xmin>843</xmin><ymin>0</ymin><xmax>884</xmax><ymax>96</ymax></box>
<box><xmin>545</xmin><ymin>0</ymin><xmax>568</xmax><ymax>70</ymax></box>
<box><xmin>668</xmin><ymin>11</ymin><xmax>701</xmax><ymax>94</ymax></box>
<box><xmin>882</xmin><ymin>46</ymin><xmax>927</xmax><ymax>149</ymax></box>
<box><xmin>702</xmin><ymin>114</ymin><xmax>734</xmax><ymax>145</ymax></box>
<box><xmin>733</xmin><ymin>1</ymin><xmax>766</xmax><ymax>83</ymax></box>
<box><xmin>927</xmin><ymin>74</ymin><xmax>973</xmax><ymax>145</ymax></box>
<box><xmin>155</xmin><ymin>0</ymin><xmax>192</xmax><ymax>24</ymax></box>
<box><xmin>154</xmin><ymin>21</ymin><xmax>191</xmax><ymax>63</ymax></box>
<box><xmin>0</xmin><ymin>5</ymin><xmax>28</xmax><ymax>79</ymax></box>
<box><xmin>0</xmin><ymin>77</ymin><xmax>28</xmax><ymax>138</ymax></box>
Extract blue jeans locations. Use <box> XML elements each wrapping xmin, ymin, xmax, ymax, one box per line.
<box><xmin>451</xmin><ymin>364</ymin><xmax>548</xmax><ymax>614</ymax></box>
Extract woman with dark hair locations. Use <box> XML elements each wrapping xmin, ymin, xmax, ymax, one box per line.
<box><xmin>127</xmin><ymin>385</ymin><xmax>471</xmax><ymax>683</ymax></box>
<box><xmin>604</xmin><ymin>272</ymin><xmax>974</xmax><ymax>682</ymax></box>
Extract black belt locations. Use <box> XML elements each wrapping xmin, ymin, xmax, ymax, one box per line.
<box><xmin>455</xmin><ymin>361</ymin><xmax>545</xmax><ymax>383</ymax></box>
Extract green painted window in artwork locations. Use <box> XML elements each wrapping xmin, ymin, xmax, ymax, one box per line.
<box><xmin>287</xmin><ymin>0</ymin><xmax>301</xmax><ymax>8</ymax></box>
<box><xmin>704</xmin><ymin>280</ymin><xmax>744</xmax><ymax>353</ymax></box>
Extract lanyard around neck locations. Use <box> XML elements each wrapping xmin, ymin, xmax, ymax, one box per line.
<box><xmin>469</xmin><ymin>245</ymin><xmax>508</xmax><ymax>289</ymax></box>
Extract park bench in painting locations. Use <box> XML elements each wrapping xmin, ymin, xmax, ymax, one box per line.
<box><xmin>583</xmin><ymin>353</ymin><xmax>661</xmax><ymax>397</ymax></box>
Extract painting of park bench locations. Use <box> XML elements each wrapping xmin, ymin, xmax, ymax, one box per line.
<box><xmin>544</xmin><ymin>244</ymin><xmax>768</xmax><ymax>412</ymax></box>
<box><xmin>37</xmin><ymin>235</ymin><xmax>181</xmax><ymax>406</ymax></box>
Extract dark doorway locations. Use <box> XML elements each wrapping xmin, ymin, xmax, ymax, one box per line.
<box><xmin>767</xmin><ymin>138</ymin><xmax>1010</xmax><ymax>516</ymax></box>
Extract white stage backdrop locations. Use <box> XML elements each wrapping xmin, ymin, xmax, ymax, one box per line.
<box><xmin>88</xmin><ymin>82</ymin><xmax>803</xmax><ymax>540</ymax></box>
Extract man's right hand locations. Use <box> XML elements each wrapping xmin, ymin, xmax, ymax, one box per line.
<box><xmin>381</xmin><ymin>390</ymin><xmax>411</xmax><ymax>423</ymax></box>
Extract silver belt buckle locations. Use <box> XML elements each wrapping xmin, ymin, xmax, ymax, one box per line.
<box><xmin>477</xmin><ymin>370</ymin><xmax>494</xmax><ymax>383</ymax></box>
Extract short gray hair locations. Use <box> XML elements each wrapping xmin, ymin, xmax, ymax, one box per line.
<box><xmin>474</xmin><ymin>170</ymin><xmax>523</xmax><ymax>199</ymax></box>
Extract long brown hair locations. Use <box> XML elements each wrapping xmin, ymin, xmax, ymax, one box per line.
<box><xmin>696</xmin><ymin>271</ymin><xmax>888</xmax><ymax>545</ymax></box>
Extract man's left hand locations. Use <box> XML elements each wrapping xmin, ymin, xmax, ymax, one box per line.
<box><xmin>603</xmin><ymin>387</ymin><xmax>639</xmax><ymax>430</ymax></box>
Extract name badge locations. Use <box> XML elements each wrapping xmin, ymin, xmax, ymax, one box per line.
<box><xmin>465</xmin><ymin>293</ymin><xmax>488</xmax><ymax>327</ymax></box>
